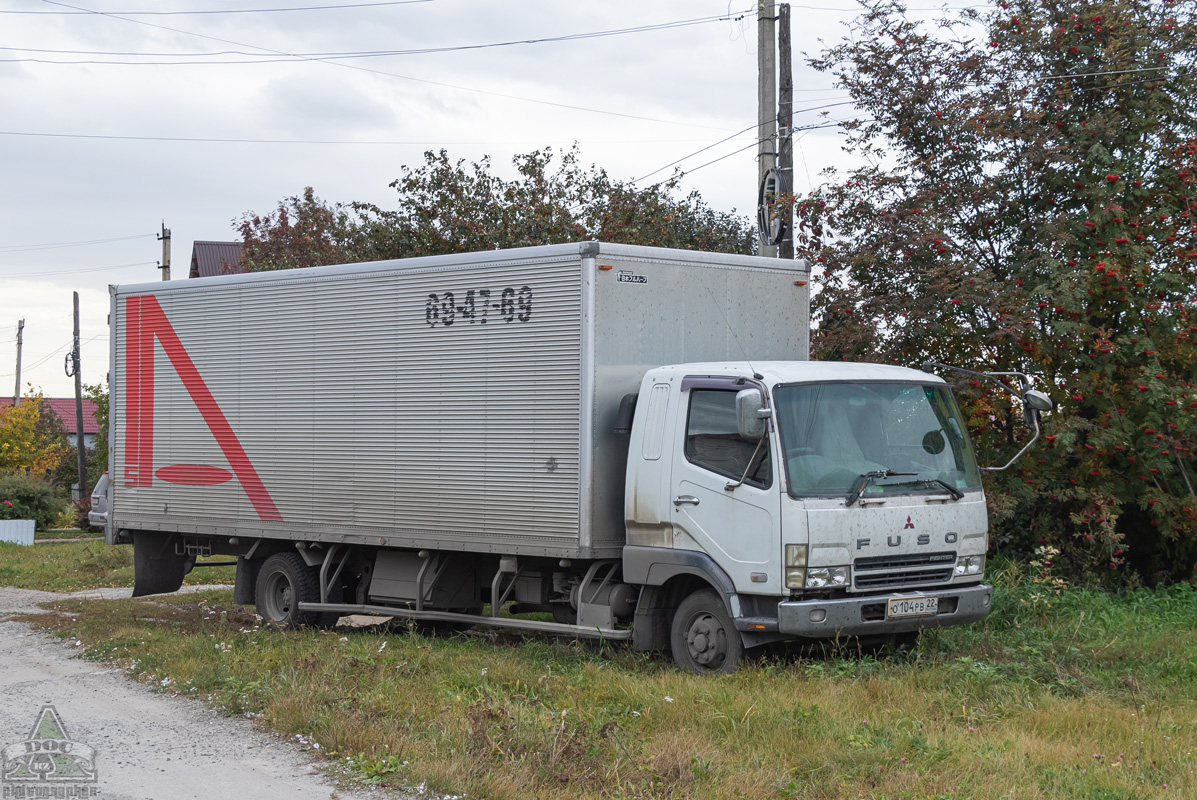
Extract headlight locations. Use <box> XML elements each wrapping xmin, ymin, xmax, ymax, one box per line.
<box><xmin>805</xmin><ymin>566</ymin><xmax>850</xmax><ymax>588</ymax></box>
<box><xmin>955</xmin><ymin>555</ymin><xmax>985</xmax><ymax>576</ymax></box>
<box><xmin>785</xmin><ymin>544</ymin><xmax>809</xmax><ymax>589</ymax></box>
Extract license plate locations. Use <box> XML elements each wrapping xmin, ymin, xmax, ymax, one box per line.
<box><xmin>887</xmin><ymin>596</ymin><xmax>939</xmax><ymax>618</ymax></box>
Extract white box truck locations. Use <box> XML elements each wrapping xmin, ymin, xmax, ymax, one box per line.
<box><xmin>97</xmin><ymin>242</ymin><xmax>1046</xmax><ymax>673</ymax></box>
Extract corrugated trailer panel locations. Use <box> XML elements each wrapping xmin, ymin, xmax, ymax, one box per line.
<box><xmin>112</xmin><ymin>253</ymin><xmax>586</xmax><ymax>556</ymax></box>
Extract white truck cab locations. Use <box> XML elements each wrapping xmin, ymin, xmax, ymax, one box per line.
<box><xmin>621</xmin><ymin>361</ymin><xmax>992</xmax><ymax>671</ymax></box>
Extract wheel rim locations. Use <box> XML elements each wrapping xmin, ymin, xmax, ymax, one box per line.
<box><xmin>262</xmin><ymin>570</ymin><xmax>294</xmax><ymax>622</ymax></box>
<box><xmin>684</xmin><ymin>610</ymin><xmax>728</xmax><ymax>669</ymax></box>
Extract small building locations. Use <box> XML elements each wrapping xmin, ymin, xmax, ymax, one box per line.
<box><xmin>189</xmin><ymin>241</ymin><xmax>246</xmax><ymax>278</ymax></box>
<box><xmin>0</xmin><ymin>397</ymin><xmax>100</xmax><ymax>449</ymax></box>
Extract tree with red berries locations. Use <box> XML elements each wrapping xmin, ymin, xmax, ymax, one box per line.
<box><xmin>799</xmin><ymin>0</ymin><xmax>1197</xmax><ymax>580</ymax></box>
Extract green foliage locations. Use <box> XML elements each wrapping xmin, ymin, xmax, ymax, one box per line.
<box><xmin>0</xmin><ymin>474</ymin><xmax>65</xmax><ymax>530</ymax></box>
<box><xmin>0</xmin><ymin>392</ymin><xmax>72</xmax><ymax>485</ymax></box>
<box><xmin>83</xmin><ymin>382</ymin><xmax>109</xmax><ymax>488</ymax></box>
<box><xmin>800</xmin><ymin>0</ymin><xmax>1197</xmax><ymax>581</ymax></box>
<box><xmin>235</xmin><ymin>146</ymin><xmax>755</xmax><ymax>272</ymax></box>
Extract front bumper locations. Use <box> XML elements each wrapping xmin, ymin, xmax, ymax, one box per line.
<box><xmin>769</xmin><ymin>584</ymin><xmax>992</xmax><ymax>638</ymax></box>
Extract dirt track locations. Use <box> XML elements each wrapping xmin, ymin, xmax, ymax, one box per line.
<box><xmin>0</xmin><ymin>585</ymin><xmax>381</xmax><ymax>800</ymax></box>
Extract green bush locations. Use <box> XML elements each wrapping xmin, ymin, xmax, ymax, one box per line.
<box><xmin>0</xmin><ymin>475</ymin><xmax>67</xmax><ymax>531</ymax></box>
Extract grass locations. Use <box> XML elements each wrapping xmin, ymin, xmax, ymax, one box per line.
<box><xmin>36</xmin><ymin>528</ymin><xmax>105</xmax><ymax>541</ymax></box>
<box><xmin>11</xmin><ymin>558</ymin><xmax>1197</xmax><ymax>799</ymax></box>
<box><xmin>0</xmin><ymin>540</ymin><xmax>235</xmax><ymax>591</ymax></box>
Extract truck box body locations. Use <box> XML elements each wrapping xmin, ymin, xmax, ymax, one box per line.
<box><xmin>108</xmin><ymin>242</ymin><xmax>808</xmax><ymax>560</ymax></box>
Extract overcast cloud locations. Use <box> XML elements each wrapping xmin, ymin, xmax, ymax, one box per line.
<box><xmin>1</xmin><ymin>0</ymin><xmax>877</xmax><ymax>397</ymax></box>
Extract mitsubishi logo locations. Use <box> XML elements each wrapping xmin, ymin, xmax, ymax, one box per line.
<box><xmin>904</xmin><ymin>516</ymin><xmax>915</xmax><ymax>529</ymax></box>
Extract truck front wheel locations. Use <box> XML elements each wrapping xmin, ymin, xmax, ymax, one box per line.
<box><xmin>255</xmin><ymin>553</ymin><xmax>339</xmax><ymax>629</ymax></box>
<box><xmin>670</xmin><ymin>589</ymin><xmax>743</xmax><ymax>675</ymax></box>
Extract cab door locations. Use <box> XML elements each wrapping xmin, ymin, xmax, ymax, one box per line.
<box><xmin>668</xmin><ymin>378</ymin><xmax>782</xmax><ymax>594</ymax></box>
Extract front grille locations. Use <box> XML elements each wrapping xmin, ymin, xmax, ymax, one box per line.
<box><xmin>854</xmin><ymin>568</ymin><xmax>955</xmax><ymax>590</ymax></box>
<box><xmin>855</xmin><ymin>551</ymin><xmax>956</xmax><ymax>571</ymax></box>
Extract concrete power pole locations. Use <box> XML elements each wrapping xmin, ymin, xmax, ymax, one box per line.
<box><xmin>72</xmin><ymin>293</ymin><xmax>87</xmax><ymax>501</ymax></box>
<box><xmin>757</xmin><ymin>0</ymin><xmax>777</xmax><ymax>258</ymax></box>
<box><xmin>778</xmin><ymin>3</ymin><xmax>794</xmax><ymax>261</ymax></box>
<box><xmin>13</xmin><ymin>319</ymin><xmax>23</xmax><ymax>405</ymax></box>
<box><xmin>159</xmin><ymin>222</ymin><xmax>171</xmax><ymax>282</ymax></box>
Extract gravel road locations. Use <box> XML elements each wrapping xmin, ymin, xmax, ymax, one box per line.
<box><xmin>0</xmin><ymin>585</ymin><xmax>382</xmax><ymax>800</ymax></box>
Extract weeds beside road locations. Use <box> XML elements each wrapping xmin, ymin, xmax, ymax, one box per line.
<box><xmin>0</xmin><ymin>539</ymin><xmax>235</xmax><ymax>591</ymax></box>
<box><xmin>11</xmin><ymin>558</ymin><xmax>1197</xmax><ymax>799</ymax></box>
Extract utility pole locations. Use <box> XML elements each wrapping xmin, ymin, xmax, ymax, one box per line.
<box><xmin>778</xmin><ymin>3</ymin><xmax>794</xmax><ymax>261</ymax></box>
<box><xmin>757</xmin><ymin>0</ymin><xmax>777</xmax><ymax>258</ymax></box>
<box><xmin>13</xmin><ymin>319</ymin><xmax>23</xmax><ymax>405</ymax></box>
<box><xmin>159</xmin><ymin>222</ymin><xmax>171</xmax><ymax>281</ymax></box>
<box><xmin>72</xmin><ymin>292</ymin><xmax>87</xmax><ymax>501</ymax></box>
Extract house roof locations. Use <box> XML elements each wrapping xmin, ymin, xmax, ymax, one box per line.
<box><xmin>189</xmin><ymin>241</ymin><xmax>246</xmax><ymax>278</ymax></box>
<box><xmin>0</xmin><ymin>398</ymin><xmax>100</xmax><ymax>435</ymax></box>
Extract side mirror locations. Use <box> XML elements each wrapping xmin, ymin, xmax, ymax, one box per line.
<box><xmin>1023</xmin><ymin>389</ymin><xmax>1053</xmax><ymax>412</ymax></box>
<box><xmin>1021</xmin><ymin>389</ymin><xmax>1053</xmax><ymax>430</ymax></box>
<box><xmin>736</xmin><ymin>388</ymin><xmax>770</xmax><ymax>441</ymax></box>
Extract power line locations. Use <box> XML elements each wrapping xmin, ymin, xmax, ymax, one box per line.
<box><xmin>632</xmin><ymin>100</ymin><xmax>857</xmax><ymax>184</ymax></box>
<box><xmin>0</xmin><ymin>11</ymin><xmax>762</xmax><ymax>65</ymax></box>
<box><xmin>2</xmin><ymin>2</ymin><xmax>984</xmax><ymax>16</ymax></box>
<box><xmin>4</xmin><ymin>0</ymin><xmax>435</xmax><ymax>14</ymax></box>
<box><xmin>0</xmin><ymin>334</ymin><xmax>105</xmax><ymax>378</ymax></box>
<box><xmin>38</xmin><ymin>0</ymin><xmax>743</xmax><ymax>131</ymax></box>
<box><xmin>2</xmin><ymin>261</ymin><xmax>158</xmax><ymax>279</ymax></box>
<box><xmin>676</xmin><ymin>120</ymin><xmax>852</xmax><ymax>180</ymax></box>
<box><xmin>0</xmin><ymin>130</ymin><xmax>728</xmax><ymax>145</ymax></box>
<box><xmin>0</xmin><ymin>233</ymin><xmax>156</xmax><ymax>253</ymax></box>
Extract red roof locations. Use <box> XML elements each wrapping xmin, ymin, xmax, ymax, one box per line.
<box><xmin>0</xmin><ymin>397</ymin><xmax>100</xmax><ymax>435</ymax></box>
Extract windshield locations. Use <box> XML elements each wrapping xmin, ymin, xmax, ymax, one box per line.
<box><xmin>773</xmin><ymin>381</ymin><xmax>981</xmax><ymax>499</ymax></box>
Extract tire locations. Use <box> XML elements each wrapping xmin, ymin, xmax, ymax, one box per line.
<box><xmin>254</xmin><ymin>552</ymin><xmax>340</xmax><ymax>629</ymax></box>
<box><xmin>670</xmin><ymin>589</ymin><xmax>744</xmax><ymax>675</ymax></box>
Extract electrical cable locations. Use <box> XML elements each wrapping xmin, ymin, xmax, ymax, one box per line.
<box><xmin>2</xmin><ymin>0</ymin><xmax>435</xmax><ymax>14</ymax></box>
<box><xmin>679</xmin><ymin>120</ymin><xmax>853</xmax><ymax>178</ymax></box>
<box><xmin>0</xmin><ymin>233</ymin><xmax>156</xmax><ymax>253</ymax></box>
<box><xmin>1</xmin><ymin>261</ymin><xmax>158</xmax><ymax>279</ymax></box>
<box><xmin>34</xmin><ymin>0</ymin><xmax>749</xmax><ymax>131</ymax></box>
<box><xmin>2</xmin><ymin>2</ymin><xmax>986</xmax><ymax>16</ymax></box>
<box><xmin>0</xmin><ymin>10</ymin><xmax>762</xmax><ymax>64</ymax></box>
<box><xmin>0</xmin><ymin>130</ymin><xmax>729</xmax><ymax>145</ymax></box>
<box><xmin>632</xmin><ymin>101</ymin><xmax>856</xmax><ymax>185</ymax></box>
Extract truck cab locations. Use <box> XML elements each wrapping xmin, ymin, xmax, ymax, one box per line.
<box><xmin>622</xmin><ymin>361</ymin><xmax>992</xmax><ymax>673</ymax></box>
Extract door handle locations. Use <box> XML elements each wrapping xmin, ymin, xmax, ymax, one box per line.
<box><xmin>673</xmin><ymin>495</ymin><xmax>700</xmax><ymax>506</ymax></box>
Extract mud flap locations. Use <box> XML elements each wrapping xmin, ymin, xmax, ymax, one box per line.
<box><xmin>233</xmin><ymin>556</ymin><xmax>261</xmax><ymax>606</ymax></box>
<box><xmin>132</xmin><ymin>532</ymin><xmax>190</xmax><ymax>597</ymax></box>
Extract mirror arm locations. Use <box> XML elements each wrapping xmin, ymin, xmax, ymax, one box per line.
<box><xmin>725</xmin><ymin>434</ymin><xmax>767</xmax><ymax>492</ymax></box>
<box><xmin>922</xmin><ymin>362</ymin><xmax>1030</xmax><ymax>401</ymax></box>
<box><xmin>980</xmin><ymin>408</ymin><xmax>1041</xmax><ymax>472</ymax></box>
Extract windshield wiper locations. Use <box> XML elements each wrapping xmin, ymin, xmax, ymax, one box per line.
<box><xmin>845</xmin><ymin>469</ymin><xmax>916</xmax><ymax>507</ymax></box>
<box><xmin>888</xmin><ymin>478</ymin><xmax>965</xmax><ymax>501</ymax></box>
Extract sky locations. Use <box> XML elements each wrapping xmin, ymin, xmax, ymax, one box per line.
<box><xmin>0</xmin><ymin>0</ymin><xmax>909</xmax><ymax>398</ymax></box>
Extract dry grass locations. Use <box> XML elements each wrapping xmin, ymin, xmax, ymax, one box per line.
<box><xmin>0</xmin><ymin>540</ymin><xmax>235</xmax><ymax>591</ymax></box>
<box><xmin>17</xmin><ymin>571</ymin><xmax>1197</xmax><ymax>800</ymax></box>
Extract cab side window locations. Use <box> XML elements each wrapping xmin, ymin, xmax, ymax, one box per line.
<box><xmin>684</xmin><ymin>389</ymin><xmax>771</xmax><ymax>488</ymax></box>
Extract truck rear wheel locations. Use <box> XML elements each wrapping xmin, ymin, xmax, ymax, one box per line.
<box><xmin>670</xmin><ymin>589</ymin><xmax>743</xmax><ymax>675</ymax></box>
<box><xmin>255</xmin><ymin>553</ymin><xmax>339</xmax><ymax>629</ymax></box>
